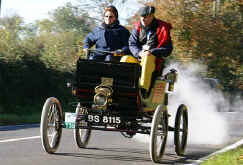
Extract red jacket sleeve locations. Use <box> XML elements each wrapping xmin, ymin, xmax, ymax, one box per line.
<box><xmin>156</xmin><ymin>20</ymin><xmax>172</xmax><ymax>48</ymax></box>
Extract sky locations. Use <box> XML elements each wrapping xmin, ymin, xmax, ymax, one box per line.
<box><xmin>1</xmin><ymin>0</ymin><xmax>142</xmax><ymax>25</ymax></box>
<box><xmin>1</xmin><ymin>0</ymin><xmax>77</xmax><ymax>23</ymax></box>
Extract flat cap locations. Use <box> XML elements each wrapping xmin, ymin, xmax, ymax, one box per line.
<box><xmin>138</xmin><ymin>6</ymin><xmax>155</xmax><ymax>17</ymax></box>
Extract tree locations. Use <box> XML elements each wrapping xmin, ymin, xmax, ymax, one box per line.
<box><xmin>49</xmin><ymin>2</ymin><xmax>93</xmax><ymax>34</ymax></box>
<box><xmin>0</xmin><ymin>15</ymin><xmax>26</xmax><ymax>61</ymax></box>
<box><xmin>0</xmin><ymin>15</ymin><xmax>24</xmax><ymax>39</ymax></box>
<box><xmin>0</xmin><ymin>0</ymin><xmax>2</xmax><ymax>16</ymax></box>
<box><xmin>37</xmin><ymin>19</ymin><xmax>56</xmax><ymax>33</ymax></box>
<box><xmin>76</xmin><ymin>0</ymin><xmax>115</xmax><ymax>22</ymax></box>
<box><xmin>75</xmin><ymin>0</ymin><xmax>137</xmax><ymax>24</ymax></box>
<box><xmin>142</xmin><ymin>0</ymin><xmax>242</xmax><ymax>90</ymax></box>
<box><xmin>34</xmin><ymin>2</ymin><xmax>95</xmax><ymax>71</ymax></box>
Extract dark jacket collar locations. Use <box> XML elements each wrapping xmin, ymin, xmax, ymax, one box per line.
<box><xmin>101</xmin><ymin>20</ymin><xmax>120</xmax><ymax>29</ymax></box>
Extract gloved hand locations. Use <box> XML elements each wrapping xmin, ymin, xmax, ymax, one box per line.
<box><xmin>138</xmin><ymin>49</ymin><xmax>152</xmax><ymax>61</ymax></box>
<box><xmin>142</xmin><ymin>44</ymin><xmax>150</xmax><ymax>51</ymax></box>
<box><xmin>83</xmin><ymin>48</ymin><xmax>90</xmax><ymax>59</ymax></box>
<box><xmin>139</xmin><ymin>44</ymin><xmax>151</xmax><ymax>59</ymax></box>
<box><xmin>113</xmin><ymin>49</ymin><xmax>123</xmax><ymax>56</ymax></box>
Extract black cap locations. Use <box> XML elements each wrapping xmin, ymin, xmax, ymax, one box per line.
<box><xmin>138</xmin><ymin>6</ymin><xmax>155</xmax><ymax>17</ymax></box>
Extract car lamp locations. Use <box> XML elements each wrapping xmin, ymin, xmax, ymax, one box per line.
<box><xmin>94</xmin><ymin>93</ymin><xmax>108</xmax><ymax>106</ymax></box>
<box><xmin>165</xmin><ymin>69</ymin><xmax>178</xmax><ymax>92</ymax></box>
<box><xmin>93</xmin><ymin>85</ymin><xmax>113</xmax><ymax>109</ymax></box>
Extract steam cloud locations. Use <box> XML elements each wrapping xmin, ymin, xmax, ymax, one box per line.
<box><xmin>165</xmin><ymin>61</ymin><xmax>229</xmax><ymax>145</ymax></box>
<box><xmin>134</xmin><ymin>61</ymin><xmax>243</xmax><ymax>145</ymax></box>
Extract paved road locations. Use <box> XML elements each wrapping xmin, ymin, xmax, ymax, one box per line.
<box><xmin>0</xmin><ymin>112</ymin><xmax>242</xmax><ymax>165</ymax></box>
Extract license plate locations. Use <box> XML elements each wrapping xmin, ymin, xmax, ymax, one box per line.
<box><xmin>64</xmin><ymin>112</ymin><xmax>76</xmax><ymax>129</ymax></box>
<box><xmin>65</xmin><ymin>112</ymin><xmax>76</xmax><ymax>122</ymax></box>
<box><xmin>87</xmin><ymin>115</ymin><xmax>121</xmax><ymax>124</ymax></box>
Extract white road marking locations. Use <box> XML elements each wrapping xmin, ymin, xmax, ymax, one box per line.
<box><xmin>0</xmin><ymin>136</ymin><xmax>40</xmax><ymax>143</ymax></box>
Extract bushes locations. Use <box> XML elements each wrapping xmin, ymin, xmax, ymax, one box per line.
<box><xmin>0</xmin><ymin>3</ymin><xmax>93</xmax><ymax>116</ymax></box>
<box><xmin>0</xmin><ymin>56</ymin><xmax>73</xmax><ymax>114</ymax></box>
<box><xmin>0</xmin><ymin>27</ymin><xmax>77</xmax><ymax>114</ymax></box>
<box><xmin>0</xmin><ymin>7</ymin><xmax>91</xmax><ymax>115</ymax></box>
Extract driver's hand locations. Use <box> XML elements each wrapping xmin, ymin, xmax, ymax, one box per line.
<box><xmin>138</xmin><ymin>50</ymin><xmax>151</xmax><ymax>59</ymax></box>
<box><xmin>142</xmin><ymin>44</ymin><xmax>150</xmax><ymax>51</ymax></box>
<box><xmin>83</xmin><ymin>48</ymin><xmax>90</xmax><ymax>58</ymax></box>
<box><xmin>113</xmin><ymin>49</ymin><xmax>123</xmax><ymax>56</ymax></box>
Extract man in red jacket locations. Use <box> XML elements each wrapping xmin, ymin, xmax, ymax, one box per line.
<box><xmin>127</xmin><ymin>5</ymin><xmax>173</xmax><ymax>97</ymax></box>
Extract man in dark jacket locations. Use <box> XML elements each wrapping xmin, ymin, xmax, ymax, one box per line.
<box><xmin>83</xmin><ymin>5</ymin><xmax>130</xmax><ymax>61</ymax></box>
<box><xmin>128</xmin><ymin>5</ymin><xmax>173</xmax><ymax>94</ymax></box>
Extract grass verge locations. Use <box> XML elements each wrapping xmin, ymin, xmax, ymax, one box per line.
<box><xmin>202</xmin><ymin>146</ymin><xmax>243</xmax><ymax>165</ymax></box>
<box><xmin>0</xmin><ymin>112</ymin><xmax>41</xmax><ymax>125</ymax></box>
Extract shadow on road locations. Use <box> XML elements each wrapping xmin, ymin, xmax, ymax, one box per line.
<box><xmin>54</xmin><ymin>147</ymin><xmax>211</xmax><ymax>164</ymax></box>
<box><xmin>55</xmin><ymin>147</ymin><xmax>151</xmax><ymax>162</ymax></box>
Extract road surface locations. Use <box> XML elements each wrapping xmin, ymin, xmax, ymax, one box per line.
<box><xmin>0</xmin><ymin>112</ymin><xmax>242</xmax><ymax>165</ymax></box>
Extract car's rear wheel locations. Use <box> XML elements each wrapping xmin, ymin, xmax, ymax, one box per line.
<box><xmin>150</xmin><ymin>104</ymin><xmax>168</xmax><ymax>163</ymax></box>
<box><xmin>40</xmin><ymin>97</ymin><xmax>63</xmax><ymax>154</ymax></box>
<box><xmin>74</xmin><ymin>103</ymin><xmax>91</xmax><ymax>148</ymax></box>
<box><xmin>174</xmin><ymin>104</ymin><xmax>188</xmax><ymax>156</ymax></box>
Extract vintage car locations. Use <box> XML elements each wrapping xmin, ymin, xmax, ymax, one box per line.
<box><xmin>40</xmin><ymin>50</ymin><xmax>188</xmax><ymax>163</ymax></box>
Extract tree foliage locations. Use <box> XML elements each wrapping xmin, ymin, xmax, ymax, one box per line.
<box><xmin>76</xmin><ymin>0</ymin><xmax>115</xmax><ymax>22</ymax></box>
<box><xmin>49</xmin><ymin>2</ymin><xmax>93</xmax><ymax>34</ymax></box>
<box><xmin>75</xmin><ymin>0</ymin><xmax>134</xmax><ymax>24</ymax></box>
<box><xmin>146</xmin><ymin>0</ymin><xmax>242</xmax><ymax>91</ymax></box>
<box><xmin>0</xmin><ymin>3</ymin><xmax>92</xmax><ymax>114</ymax></box>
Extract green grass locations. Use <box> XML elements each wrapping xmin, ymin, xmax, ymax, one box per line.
<box><xmin>0</xmin><ymin>112</ymin><xmax>41</xmax><ymax>125</ymax></box>
<box><xmin>202</xmin><ymin>146</ymin><xmax>243</xmax><ymax>165</ymax></box>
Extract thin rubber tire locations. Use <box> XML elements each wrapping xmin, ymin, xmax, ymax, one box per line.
<box><xmin>150</xmin><ymin>104</ymin><xmax>168</xmax><ymax>163</ymax></box>
<box><xmin>174</xmin><ymin>104</ymin><xmax>188</xmax><ymax>156</ymax></box>
<box><xmin>40</xmin><ymin>97</ymin><xmax>63</xmax><ymax>154</ymax></box>
<box><xmin>74</xmin><ymin>103</ymin><xmax>91</xmax><ymax>148</ymax></box>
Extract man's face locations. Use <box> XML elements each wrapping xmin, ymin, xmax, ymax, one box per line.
<box><xmin>140</xmin><ymin>14</ymin><xmax>154</xmax><ymax>27</ymax></box>
<box><xmin>104</xmin><ymin>11</ymin><xmax>116</xmax><ymax>25</ymax></box>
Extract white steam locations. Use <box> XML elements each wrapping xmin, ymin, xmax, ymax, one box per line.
<box><xmin>134</xmin><ymin>61</ymin><xmax>237</xmax><ymax>145</ymax></box>
<box><xmin>165</xmin><ymin>62</ymin><xmax>229</xmax><ymax>145</ymax></box>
